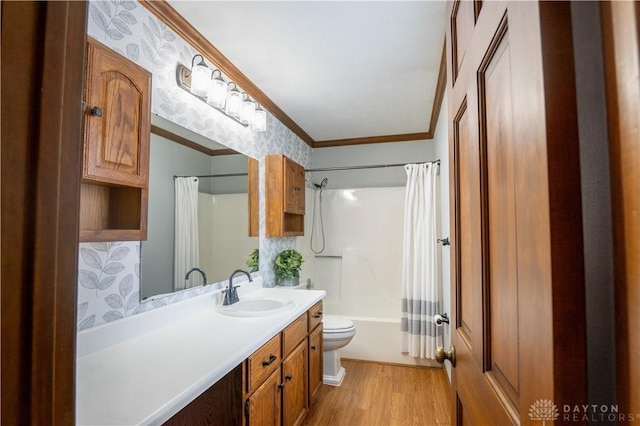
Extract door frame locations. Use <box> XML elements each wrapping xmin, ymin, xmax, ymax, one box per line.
<box><xmin>1</xmin><ymin>1</ymin><xmax>87</xmax><ymax>423</ymax></box>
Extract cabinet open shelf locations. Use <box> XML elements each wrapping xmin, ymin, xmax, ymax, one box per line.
<box><xmin>79</xmin><ymin>183</ymin><xmax>147</xmax><ymax>242</ymax></box>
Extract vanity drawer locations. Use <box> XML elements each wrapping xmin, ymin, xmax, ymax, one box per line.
<box><xmin>308</xmin><ymin>301</ymin><xmax>323</xmax><ymax>331</ymax></box>
<box><xmin>283</xmin><ymin>314</ymin><xmax>307</xmax><ymax>358</ymax></box>
<box><xmin>247</xmin><ymin>334</ymin><xmax>282</xmax><ymax>394</ymax></box>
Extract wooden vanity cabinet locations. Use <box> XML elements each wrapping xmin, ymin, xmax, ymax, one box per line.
<box><xmin>246</xmin><ymin>368</ymin><xmax>282</xmax><ymax>426</ymax></box>
<box><xmin>165</xmin><ymin>364</ymin><xmax>243</xmax><ymax>426</ymax></box>
<box><xmin>307</xmin><ymin>301</ymin><xmax>323</xmax><ymax>403</ymax></box>
<box><xmin>282</xmin><ymin>342</ymin><xmax>308</xmax><ymax>426</ymax></box>
<box><xmin>80</xmin><ymin>37</ymin><xmax>151</xmax><ymax>242</ymax></box>
<box><xmin>308</xmin><ymin>324</ymin><xmax>323</xmax><ymax>402</ymax></box>
<box><xmin>244</xmin><ymin>302</ymin><xmax>323</xmax><ymax>426</ymax></box>
<box><xmin>265</xmin><ymin>154</ymin><xmax>305</xmax><ymax>237</ymax></box>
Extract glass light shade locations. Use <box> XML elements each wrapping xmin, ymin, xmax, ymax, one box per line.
<box><xmin>207</xmin><ymin>75</ymin><xmax>227</xmax><ymax>109</ymax></box>
<box><xmin>252</xmin><ymin>107</ymin><xmax>267</xmax><ymax>132</ymax></box>
<box><xmin>225</xmin><ymin>87</ymin><xmax>243</xmax><ymax>118</ymax></box>
<box><xmin>190</xmin><ymin>63</ymin><xmax>210</xmax><ymax>97</ymax></box>
<box><xmin>240</xmin><ymin>97</ymin><xmax>256</xmax><ymax>124</ymax></box>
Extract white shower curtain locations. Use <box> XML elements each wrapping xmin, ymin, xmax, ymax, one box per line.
<box><xmin>174</xmin><ymin>177</ymin><xmax>200</xmax><ymax>291</ymax></box>
<box><xmin>401</xmin><ymin>163</ymin><xmax>439</xmax><ymax>359</ymax></box>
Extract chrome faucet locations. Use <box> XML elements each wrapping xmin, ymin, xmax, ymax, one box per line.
<box><xmin>185</xmin><ymin>267</ymin><xmax>207</xmax><ymax>286</ymax></box>
<box><xmin>223</xmin><ymin>269</ymin><xmax>253</xmax><ymax>306</ymax></box>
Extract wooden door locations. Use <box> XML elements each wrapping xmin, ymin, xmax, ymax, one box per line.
<box><xmin>83</xmin><ymin>37</ymin><xmax>150</xmax><ymax>187</ymax></box>
<box><xmin>308</xmin><ymin>324</ymin><xmax>323</xmax><ymax>403</ymax></box>
<box><xmin>282</xmin><ymin>342</ymin><xmax>309</xmax><ymax>426</ymax></box>
<box><xmin>601</xmin><ymin>1</ymin><xmax>640</xmax><ymax>416</ymax></box>
<box><xmin>283</xmin><ymin>156</ymin><xmax>305</xmax><ymax>215</ymax></box>
<box><xmin>446</xmin><ymin>1</ymin><xmax>587</xmax><ymax>423</ymax></box>
<box><xmin>247</xmin><ymin>368</ymin><xmax>282</xmax><ymax>426</ymax></box>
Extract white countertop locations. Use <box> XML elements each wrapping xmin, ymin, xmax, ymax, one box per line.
<box><xmin>76</xmin><ymin>278</ymin><xmax>325</xmax><ymax>425</ymax></box>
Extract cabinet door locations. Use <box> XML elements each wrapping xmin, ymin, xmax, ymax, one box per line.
<box><xmin>83</xmin><ymin>37</ymin><xmax>150</xmax><ymax>187</ymax></box>
<box><xmin>308</xmin><ymin>324</ymin><xmax>323</xmax><ymax>403</ymax></box>
<box><xmin>283</xmin><ymin>157</ymin><xmax>305</xmax><ymax>215</ymax></box>
<box><xmin>247</xmin><ymin>368</ymin><xmax>282</xmax><ymax>426</ymax></box>
<box><xmin>282</xmin><ymin>342</ymin><xmax>308</xmax><ymax>426</ymax></box>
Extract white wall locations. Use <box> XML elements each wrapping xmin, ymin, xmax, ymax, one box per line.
<box><xmin>198</xmin><ymin>193</ymin><xmax>258</xmax><ymax>284</ymax></box>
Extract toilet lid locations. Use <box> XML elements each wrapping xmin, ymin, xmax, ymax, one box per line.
<box><xmin>323</xmin><ymin>316</ymin><xmax>355</xmax><ymax>332</ymax></box>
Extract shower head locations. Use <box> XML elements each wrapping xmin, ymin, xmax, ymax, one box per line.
<box><xmin>316</xmin><ymin>178</ymin><xmax>328</xmax><ymax>189</ymax></box>
<box><xmin>310</xmin><ymin>177</ymin><xmax>328</xmax><ymax>189</ymax></box>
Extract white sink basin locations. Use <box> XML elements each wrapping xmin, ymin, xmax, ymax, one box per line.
<box><xmin>218</xmin><ymin>297</ymin><xmax>295</xmax><ymax>317</ymax></box>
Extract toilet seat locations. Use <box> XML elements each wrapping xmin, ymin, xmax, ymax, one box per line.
<box><xmin>323</xmin><ymin>316</ymin><xmax>355</xmax><ymax>334</ymax></box>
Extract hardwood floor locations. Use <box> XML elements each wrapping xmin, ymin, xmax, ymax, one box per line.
<box><xmin>304</xmin><ymin>360</ymin><xmax>452</xmax><ymax>426</ymax></box>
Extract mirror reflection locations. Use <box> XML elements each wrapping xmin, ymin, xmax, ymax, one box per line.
<box><xmin>141</xmin><ymin>115</ymin><xmax>257</xmax><ymax>301</ymax></box>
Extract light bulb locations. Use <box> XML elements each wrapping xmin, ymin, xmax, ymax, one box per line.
<box><xmin>225</xmin><ymin>86</ymin><xmax>242</xmax><ymax>118</ymax></box>
<box><xmin>240</xmin><ymin>96</ymin><xmax>256</xmax><ymax>124</ymax></box>
<box><xmin>207</xmin><ymin>72</ymin><xmax>227</xmax><ymax>109</ymax></box>
<box><xmin>252</xmin><ymin>106</ymin><xmax>267</xmax><ymax>132</ymax></box>
<box><xmin>190</xmin><ymin>60</ymin><xmax>209</xmax><ymax>98</ymax></box>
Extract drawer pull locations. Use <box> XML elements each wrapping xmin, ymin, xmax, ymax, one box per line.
<box><xmin>313</xmin><ymin>312</ymin><xmax>322</xmax><ymax>318</ymax></box>
<box><xmin>262</xmin><ymin>354</ymin><xmax>277</xmax><ymax>367</ymax></box>
<box><xmin>311</xmin><ymin>345</ymin><xmax>317</xmax><ymax>351</ymax></box>
<box><xmin>285</xmin><ymin>374</ymin><xmax>292</xmax><ymax>381</ymax></box>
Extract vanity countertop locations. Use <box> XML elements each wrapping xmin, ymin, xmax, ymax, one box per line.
<box><xmin>76</xmin><ymin>278</ymin><xmax>325</xmax><ymax>425</ymax></box>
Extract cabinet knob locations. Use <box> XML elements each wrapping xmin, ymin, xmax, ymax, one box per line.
<box><xmin>311</xmin><ymin>345</ymin><xmax>317</xmax><ymax>351</ymax></box>
<box><xmin>278</xmin><ymin>383</ymin><xmax>285</xmax><ymax>389</ymax></box>
<box><xmin>313</xmin><ymin>312</ymin><xmax>322</xmax><ymax>318</ymax></box>
<box><xmin>285</xmin><ymin>374</ymin><xmax>292</xmax><ymax>381</ymax></box>
<box><xmin>294</xmin><ymin>186</ymin><xmax>301</xmax><ymax>191</ymax></box>
<box><xmin>90</xmin><ymin>106</ymin><xmax>103</xmax><ymax>117</ymax></box>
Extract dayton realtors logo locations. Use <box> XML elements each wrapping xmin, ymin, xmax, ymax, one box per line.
<box><xmin>529</xmin><ymin>399</ymin><xmax>638</xmax><ymax>423</ymax></box>
<box><xmin>528</xmin><ymin>400</ymin><xmax>560</xmax><ymax>425</ymax></box>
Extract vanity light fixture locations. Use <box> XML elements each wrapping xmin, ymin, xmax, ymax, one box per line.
<box><xmin>188</xmin><ymin>54</ymin><xmax>210</xmax><ymax>97</ymax></box>
<box><xmin>207</xmin><ymin>69</ymin><xmax>227</xmax><ymax>109</ymax></box>
<box><xmin>176</xmin><ymin>54</ymin><xmax>267</xmax><ymax>131</ymax></box>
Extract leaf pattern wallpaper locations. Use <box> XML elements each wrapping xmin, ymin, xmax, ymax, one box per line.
<box><xmin>79</xmin><ymin>0</ymin><xmax>312</xmax><ymax>330</ymax></box>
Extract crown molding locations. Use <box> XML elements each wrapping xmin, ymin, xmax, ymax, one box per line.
<box><xmin>314</xmin><ymin>132</ymin><xmax>432</xmax><ymax>148</ymax></box>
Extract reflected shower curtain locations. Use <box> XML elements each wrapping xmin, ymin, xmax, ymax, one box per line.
<box><xmin>401</xmin><ymin>163</ymin><xmax>439</xmax><ymax>359</ymax></box>
<box><xmin>174</xmin><ymin>177</ymin><xmax>200</xmax><ymax>291</ymax></box>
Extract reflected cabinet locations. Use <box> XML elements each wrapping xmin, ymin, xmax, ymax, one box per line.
<box><xmin>79</xmin><ymin>37</ymin><xmax>151</xmax><ymax>242</ymax></box>
<box><xmin>265</xmin><ymin>154</ymin><xmax>306</xmax><ymax>237</ymax></box>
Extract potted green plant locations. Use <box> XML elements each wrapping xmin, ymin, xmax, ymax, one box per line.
<box><xmin>274</xmin><ymin>249</ymin><xmax>304</xmax><ymax>286</ymax></box>
<box><xmin>246</xmin><ymin>248</ymin><xmax>259</xmax><ymax>272</ymax></box>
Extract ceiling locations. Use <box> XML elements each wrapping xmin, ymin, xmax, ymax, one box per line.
<box><xmin>166</xmin><ymin>1</ymin><xmax>447</xmax><ymax>146</ymax></box>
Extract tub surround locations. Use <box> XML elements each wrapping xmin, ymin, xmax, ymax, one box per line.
<box><xmin>76</xmin><ymin>276</ymin><xmax>325</xmax><ymax>425</ymax></box>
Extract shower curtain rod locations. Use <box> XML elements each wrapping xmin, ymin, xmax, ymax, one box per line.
<box><xmin>304</xmin><ymin>159</ymin><xmax>440</xmax><ymax>173</ymax></box>
<box><xmin>173</xmin><ymin>172</ymin><xmax>248</xmax><ymax>179</ymax></box>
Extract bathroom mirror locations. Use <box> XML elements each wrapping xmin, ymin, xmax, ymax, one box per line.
<box><xmin>140</xmin><ymin>115</ymin><xmax>258</xmax><ymax>300</ymax></box>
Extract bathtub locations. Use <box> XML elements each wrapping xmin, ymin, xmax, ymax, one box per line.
<box><xmin>334</xmin><ymin>314</ymin><xmax>441</xmax><ymax>368</ymax></box>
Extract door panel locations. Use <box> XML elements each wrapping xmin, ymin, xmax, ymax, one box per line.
<box><xmin>480</xmin><ymin>21</ymin><xmax>520</xmax><ymax>406</ymax></box>
<box><xmin>446</xmin><ymin>1</ymin><xmax>587</xmax><ymax>424</ymax></box>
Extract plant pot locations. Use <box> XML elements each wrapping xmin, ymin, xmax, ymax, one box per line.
<box><xmin>278</xmin><ymin>276</ymin><xmax>300</xmax><ymax>287</ymax></box>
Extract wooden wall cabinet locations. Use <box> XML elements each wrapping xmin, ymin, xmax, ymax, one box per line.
<box><xmin>248</xmin><ymin>157</ymin><xmax>260</xmax><ymax>237</ymax></box>
<box><xmin>245</xmin><ymin>302</ymin><xmax>323</xmax><ymax>426</ymax></box>
<box><xmin>265</xmin><ymin>154</ymin><xmax>305</xmax><ymax>237</ymax></box>
<box><xmin>79</xmin><ymin>37</ymin><xmax>151</xmax><ymax>242</ymax></box>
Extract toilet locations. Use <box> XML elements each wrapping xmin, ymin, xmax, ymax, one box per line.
<box><xmin>322</xmin><ymin>315</ymin><xmax>356</xmax><ymax>386</ymax></box>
